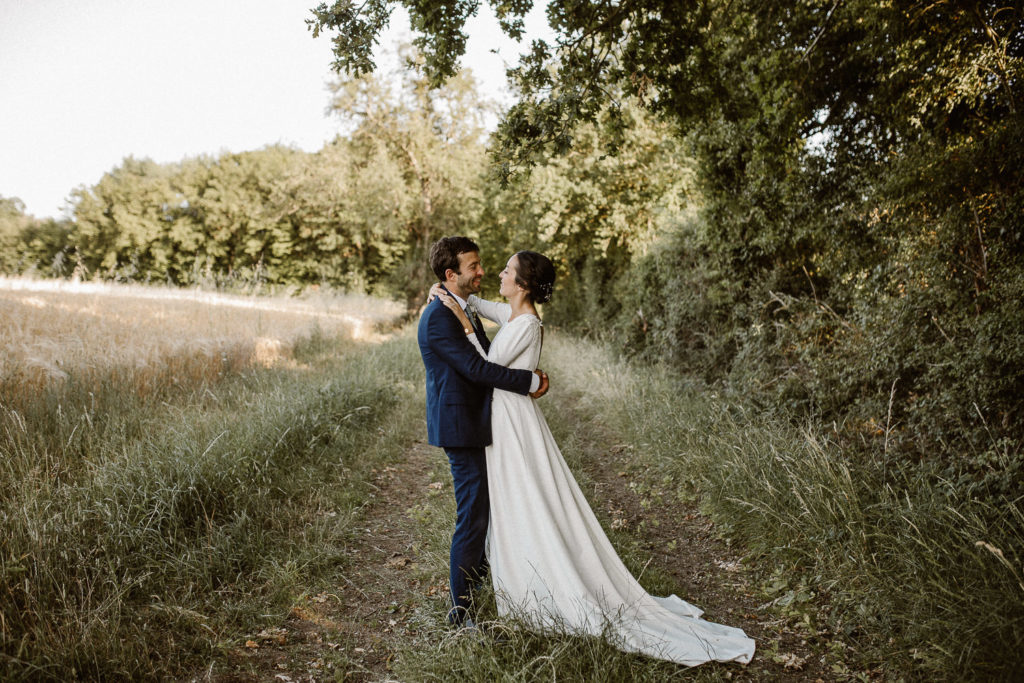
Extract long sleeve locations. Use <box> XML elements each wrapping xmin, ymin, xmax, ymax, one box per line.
<box><xmin>465</xmin><ymin>330</ymin><xmax>486</xmax><ymax>359</ymax></box>
<box><xmin>468</xmin><ymin>295</ymin><xmax>510</xmax><ymax>325</ymax></box>
<box><xmin>488</xmin><ymin>316</ymin><xmax>542</xmax><ymax>368</ymax></box>
<box><xmin>465</xmin><ymin>316</ymin><xmax>542</xmax><ymax>393</ymax></box>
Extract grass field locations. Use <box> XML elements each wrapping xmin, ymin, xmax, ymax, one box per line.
<box><xmin>1</xmin><ymin>276</ymin><xmax>401</xmax><ymax>405</ymax></box>
<box><xmin>539</xmin><ymin>338</ymin><xmax>1024</xmax><ymax>679</ymax></box>
<box><xmin>2</xmin><ymin>279</ymin><xmax>1020</xmax><ymax>680</ymax></box>
<box><xmin>0</xmin><ymin>279</ymin><xmax>414</xmax><ymax>679</ymax></box>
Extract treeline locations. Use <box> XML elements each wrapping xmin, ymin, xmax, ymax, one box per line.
<box><xmin>1</xmin><ymin>66</ymin><xmax>490</xmax><ymax>306</ymax></box>
<box><xmin>0</xmin><ymin>197</ymin><xmax>74</xmax><ymax>278</ymax></box>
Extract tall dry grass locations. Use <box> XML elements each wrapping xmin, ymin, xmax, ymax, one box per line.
<box><xmin>0</xmin><ymin>277</ymin><xmax>416</xmax><ymax>680</ymax></box>
<box><xmin>0</xmin><ymin>276</ymin><xmax>403</xmax><ymax>407</ymax></box>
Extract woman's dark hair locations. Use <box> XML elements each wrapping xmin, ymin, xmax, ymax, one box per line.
<box><xmin>429</xmin><ymin>236</ymin><xmax>479</xmax><ymax>280</ymax></box>
<box><xmin>513</xmin><ymin>250</ymin><xmax>556</xmax><ymax>304</ymax></box>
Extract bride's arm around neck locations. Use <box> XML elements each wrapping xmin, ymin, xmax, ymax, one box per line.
<box><xmin>468</xmin><ymin>294</ymin><xmax>511</xmax><ymax>325</ymax></box>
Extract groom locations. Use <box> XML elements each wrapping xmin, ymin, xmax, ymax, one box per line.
<box><xmin>417</xmin><ymin>236</ymin><xmax>548</xmax><ymax>627</ymax></box>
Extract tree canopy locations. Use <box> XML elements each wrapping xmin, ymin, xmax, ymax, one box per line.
<box><xmin>310</xmin><ymin>1</ymin><xmax>1024</xmax><ymax>488</ymax></box>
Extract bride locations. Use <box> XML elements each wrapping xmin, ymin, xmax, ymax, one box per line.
<box><xmin>431</xmin><ymin>250</ymin><xmax>755</xmax><ymax>667</ymax></box>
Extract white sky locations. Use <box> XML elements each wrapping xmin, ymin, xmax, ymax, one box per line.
<box><xmin>0</xmin><ymin>0</ymin><xmax>552</xmax><ymax>219</ymax></box>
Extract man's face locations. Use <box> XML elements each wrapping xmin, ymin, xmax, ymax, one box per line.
<box><xmin>448</xmin><ymin>250</ymin><xmax>484</xmax><ymax>297</ymax></box>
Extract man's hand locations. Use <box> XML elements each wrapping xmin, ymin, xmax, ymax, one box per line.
<box><xmin>530</xmin><ymin>369</ymin><xmax>549</xmax><ymax>399</ymax></box>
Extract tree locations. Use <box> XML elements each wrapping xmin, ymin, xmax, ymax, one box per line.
<box><xmin>0</xmin><ymin>196</ymin><xmax>73</xmax><ymax>276</ymax></box>
<box><xmin>72</xmin><ymin>157</ymin><xmax>181</xmax><ymax>281</ymax></box>
<box><xmin>311</xmin><ymin>0</ymin><xmax>1024</xmax><ymax>453</ymax></box>
<box><xmin>324</xmin><ymin>48</ymin><xmax>492</xmax><ymax>306</ymax></box>
<box><xmin>479</xmin><ymin>98</ymin><xmax>693</xmax><ymax>333</ymax></box>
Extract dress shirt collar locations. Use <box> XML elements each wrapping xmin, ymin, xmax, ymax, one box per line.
<box><xmin>447</xmin><ymin>289</ymin><xmax>470</xmax><ymax>311</ymax></box>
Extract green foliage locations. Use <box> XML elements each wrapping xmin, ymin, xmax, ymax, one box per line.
<box><xmin>542</xmin><ymin>334</ymin><xmax>1024</xmax><ymax>679</ymax></box>
<box><xmin>329</xmin><ymin>0</ymin><xmax>1022</xmax><ymax>479</ymax></box>
<box><xmin>612</xmin><ymin>216</ymin><xmax>741</xmax><ymax>382</ymax></box>
<box><xmin>327</xmin><ymin>54</ymin><xmax>492</xmax><ymax>305</ymax></box>
<box><xmin>479</xmin><ymin>100</ymin><xmax>693</xmax><ymax>335</ymax></box>
<box><xmin>0</xmin><ymin>196</ymin><xmax>74</xmax><ymax>276</ymax></box>
<box><xmin>314</xmin><ymin>3</ymin><xmax>1024</xmax><ymax>674</ymax></box>
<box><xmin>69</xmin><ymin>148</ymin><xmax>358</xmax><ymax>287</ymax></box>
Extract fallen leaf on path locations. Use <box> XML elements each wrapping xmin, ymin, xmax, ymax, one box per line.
<box><xmin>257</xmin><ymin>627</ymin><xmax>287</xmax><ymax>645</ymax></box>
<box><xmin>772</xmin><ymin>652</ymin><xmax>808</xmax><ymax>670</ymax></box>
<box><xmin>387</xmin><ymin>555</ymin><xmax>411</xmax><ymax>568</ymax></box>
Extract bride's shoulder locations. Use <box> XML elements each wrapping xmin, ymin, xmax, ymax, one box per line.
<box><xmin>511</xmin><ymin>313</ymin><xmax>543</xmax><ymax>332</ymax></box>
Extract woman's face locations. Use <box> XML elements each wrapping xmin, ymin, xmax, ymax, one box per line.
<box><xmin>499</xmin><ymin>255</ymin><xmax>520</xmax><ymax>299</ymax></box>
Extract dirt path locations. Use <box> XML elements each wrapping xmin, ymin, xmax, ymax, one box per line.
<box><xmin>215</xmin><ymin>433</ymin><xmax>837</xmax><ymax>681</ymax></box>
<box><xmin>571</xmin><ymin>441</ymin><xmax>831</xmax><ymax>681</ymax></box>
<box><xmin>214</xmin><ymin>441</ymin><xmax>443</xmax><ymax>682</ymax></box>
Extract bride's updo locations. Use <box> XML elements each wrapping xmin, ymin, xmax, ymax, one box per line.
<box><xmin>514</xmin><ymin>251</ymin><xmax>556</xmax><ymax>304</ymax></box>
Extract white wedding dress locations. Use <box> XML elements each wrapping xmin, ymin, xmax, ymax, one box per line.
<box><xmin>465</xmin><ymin>295</ymin><xmax>755</xmax><ymax>667</ymax></box>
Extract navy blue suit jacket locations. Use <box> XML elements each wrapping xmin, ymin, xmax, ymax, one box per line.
<box><xmin>417</xmin><ymin>291</ymin><xmax>533</xmax><ymax>448</ymax></box>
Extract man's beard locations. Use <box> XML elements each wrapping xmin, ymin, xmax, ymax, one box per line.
<box><xmin>457</xmin><ymin>273</ymin><xmax>482</xmax><ymax>295</ymax></box>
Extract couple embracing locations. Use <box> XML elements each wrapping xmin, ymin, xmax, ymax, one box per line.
<box><xmin>417</xmin><ymin>236</ymin><xmax>755</xmax><ymax>667</ymax></box>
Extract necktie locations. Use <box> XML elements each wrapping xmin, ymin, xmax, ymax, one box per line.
<box><xmin>466</xmin><ymin>305</ymin><xmax>481</xmax><ymax>332</ymax></box>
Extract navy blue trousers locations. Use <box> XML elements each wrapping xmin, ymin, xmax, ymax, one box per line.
<box><xmin>444</xmin><ymin>446</ymin><xmax>490</xmax><ymax>624</ymax></box>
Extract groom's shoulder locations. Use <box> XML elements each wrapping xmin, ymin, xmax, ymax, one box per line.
<box><xmin>418</xmin><ymin>297</ymin><xmax>439</xmax><ymax>324</ymax></box>
<box><xmin>417</xmin><ymin>298</ymin><xmax>448</xmax><ymax>335</ymax></box>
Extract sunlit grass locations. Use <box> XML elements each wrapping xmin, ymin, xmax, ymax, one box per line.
<box><xmin>0</xmin><ymin>276</ymin><xmax>403</xmax><ymax>408</ymax></box>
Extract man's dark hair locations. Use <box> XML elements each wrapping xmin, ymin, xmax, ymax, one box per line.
<box><xmin>429</xmin><ymin>236</ymin><xmax>479</xmax><ymax>281</ymax></box>
<box><xmin>513</xmin><ymin>250</ymin><xmax>557</xmax><ymax>304</ymax></box>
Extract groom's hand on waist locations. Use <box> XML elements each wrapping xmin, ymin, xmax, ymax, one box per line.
<box><xmin>529</xmin><ymin>370</ymin><xmax>549</xmax><ymax>399</ymax></box>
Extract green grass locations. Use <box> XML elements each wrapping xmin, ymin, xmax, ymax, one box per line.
<box><xmin>0</xmin><ymin>328</ymin><xmax>426</xmax><ymax>680</ymax></box>
<box><xmin>4</xmin><ymin>320</ymin><xmax>1020</xmax><ymax>680</ymax></box>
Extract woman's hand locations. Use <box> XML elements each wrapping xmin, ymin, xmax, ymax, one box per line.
<box><xmin>435</xmin><ymin>289</ymin><xmax>473</xmax><ymax>331</ymax></box>
<box><xmin>427</xmin><ymin>282</ymin><xmax>445</xmax><ymax>303</ymax></box>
